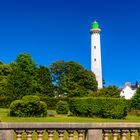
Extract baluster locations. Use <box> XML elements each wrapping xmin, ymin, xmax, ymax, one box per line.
<box><xmin>113</xmin><ymin>130</ymin><xmax>120</xmax><ymax>140</ymax></box>
<box><xmin>58</xmin><ymin>130</ymin><xmax>64</xmax><ymax>140</ymax></box>
<box><xmin>26</xmin><ymin>130</ymin><xmax>33</xmax><ymax>140</ymax></box>
<box><xmin>37</xmin><ymin>130</ymin><xmax>44</xmax><ymax>140</ymax></box>
<box><xmin>78</xmin><ymin>130</ymin><xmax>84</xmax><ymax>140</ymax></box>
<box><xmin>121</xmin><ymin>130</ymin><xmax>128</xmax><ymax>140</ymax></box>
<box><xmin>68</xmin><ymin>130</ymin><xmax>74</xmax><ymax>140</ymax></box>
<box><xmin>15</xmin><ymin>130</ymin><xmax>23</xmax><ymax>140</ymax></box>
<box><xmin>130</xmin><ymin>130</ymin><xmax>136</xmax><ymax>140</ymax></box>
<box><xmin>138</xmin><ymin>130</ymin><xmax>140</xmax><ymax>140</ymax></box>
<box><xmin>48</xmin><ymin>130</ymin><xmax>54</xmax><ymax>140</ymax></box>
<box><xmin>103</xmin><ymin>130</ymin><xmax>110</xmax><ymax>140</ymax></box>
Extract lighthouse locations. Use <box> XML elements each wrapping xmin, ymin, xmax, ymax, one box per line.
<box><xmin>90</xmin><ymin>21</ymin><xmax>103</xmax><ymax>89</ymax></box>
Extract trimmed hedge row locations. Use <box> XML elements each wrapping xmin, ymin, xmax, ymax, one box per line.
<box><xmin>69</xmin><ymin>97</ymin><xmax>129</xmax><ymax>119</ymax></box>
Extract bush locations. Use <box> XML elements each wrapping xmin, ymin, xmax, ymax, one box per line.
<box><xmin>69</xmin><ymin>97</ymin><xmax>129</xmax><ymax>119</ymax></box>
<box><xmin>40</xmin><ymin>96</ymin><xmax>70</xmax><ymax>110</ymax></box>
<box><xmin>56</xmin><ymin>101</ymin><xmax>69</xmax><ymax>114</ymax></box>
<box><xmin>10</xmin><ymin>95</ymin><xmax>47</xmax><ymax>117</ymax></box>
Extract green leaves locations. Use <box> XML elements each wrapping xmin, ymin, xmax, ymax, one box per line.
<box><xmin>50</xmin><ymin>61</ymin><xmax>98</xmax><ymax>97</ymax></box>
<box><xmin>56</xmin><ymin>101</ymin><xmax>69</xmax><ymax>114</ymax></box>
<box><xmin>35</xmin><ymin>66</ymin><xmax>54</xmax><ymax>97</ymax></box>
<box><xmin>69</xmin><ymin>97</ymin><xmax>128</xmax><ymax>119</ymax></box>
<box><xmin>10</xmin><ymin>95</ymin><xmax>47</xmax><ymax>117</ymax></box>
<box><xmin>131</xmin><ymin>88</ymin><xmax>140</xmax><ymax>114</ymax></box>
<box><xmin>6</xmin><ymin>53</ymin><xmax>55</xmax><ymax>101</ymax></box>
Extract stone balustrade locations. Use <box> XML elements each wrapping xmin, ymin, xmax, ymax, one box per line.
<box><xmin>0</xmin><ymin>123</ymin><xmax>140</xmax><ymax>140</ymax></box>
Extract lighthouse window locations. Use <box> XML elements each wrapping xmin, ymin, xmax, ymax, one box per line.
<box><xmin>94</xmin><ymin>46</ymin><xmax>96</xmax><ymax>49</ymax></box>
<box><xmin>94</xmin><ymin>58</ymin><xmax>96</xmax><ymax>61</ymax></box>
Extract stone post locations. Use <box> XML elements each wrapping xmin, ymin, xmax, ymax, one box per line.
<box><xmin>15</xmin><ymin>130</ymin><xmax>23</xmax><ymax>140</ymax></box>
<box><xmin>121</xmin><ymin>130</ymin><xmax>128</xmax><ymax>140</ymax></box>
<box><xmin>68</xmin><ymin>130</ymin><xmax>74</xmax><ymax>140</ymax></box>
<box><xmin>87</xmin><ymin>129</ymin><xmax>102</xmax><ymax>140</ymax></box>
<box><xmin>48</xmin><ymin>130</ymin><xmax>54</xmax><ymax>140</ymax></box>
<box><xmin>130</xmin><ymin>130</ymin><xmax>136</xmax><ymax>140</ymax></box>
<box><xmin>58</xmin><ymin>130</ymin><xmax>64</xmax><ymax>140</ymax></box>
<box><xmin>37</xmin><ymin>130</ymin><xmax>44</xmax><ymax>140</ymax></box>
<box><xmin>0</xmin><ymin>130</ymin><xmax>13</xmax><ymax>140</ymax></box>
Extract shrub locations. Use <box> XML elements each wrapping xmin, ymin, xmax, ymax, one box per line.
<box><xmin>10</xmin><ymin>100</ymin><xmax>24</xmax><ymax>117</ymax></box>
<box><xmin>40</xmin><ymin>96</ymin><xmax>70</xmax><ymax>110</ymax></box>
<box><xmin>56</xmin><ymin>101</ymin><xmax>69</xmax><ymax>114</ymax></box>
<box><xmin>10</xmin><ymin>95</ymin><xmax>47</xmax><ymax>117</ymax></box>
<box><xmin>69</xmin><ymin>97</ymin><xmax>128</xmax><ymax>119</ymax></box>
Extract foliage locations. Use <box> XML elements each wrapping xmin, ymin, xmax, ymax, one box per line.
<box><xmin>5</xmin><ymin>53</ymin><xmax>55</xmax><ymax>101</ymax></box>
<box><xmin>69</xmin><ymin>97</ymin><xmax>128</xmax><ymax>119</ymax></box>
<box><xmin>35</xmin><ymin>66</ymin><xmax>54</xmax><ymax>97</ymax></box>
<box><xmin>50</xmin><ymin>61</ymin><xmax>97</xmax><ymax>97</ymax></box>
<box><xmin>89</xmin><ymin>85</ymin><xmax>120</xmax><ymax>98</ymax></box>
<box><xmin>15</xmin><ymin>53</ymin><xmax>36</xmax><ymax>75</ymax></box>
<box><xmin>6</xmin><ymin>65</ymin><xmax>34</xmax><ymax>100</ymax></box>
<box><xmin>40</xmin><ymin>96</ymin><xmax>69</xmax><ymax>110</ymax></box>
<box><xmin>131</xmin><ymin>88</ymin><xmax>140</xmax><ymax>115</ymax></box>
<box><xmin>5</xmin><ymin>53</ymin><xmax>37</xmax><ymax>100</ymax></box>
<box><xmin>56</xmin><ymin>101</ymin><xmax>69</xmax><ymax>114</ymax></box>
<box><xmin>0</xmin><ymin>97</ymin><xmax>11</xmax><ymax>108</ymax></box>
<box><xmin>0</xmin><ymin>63</ymin><xmax>11</xmax><ymax>97</ymax></box>
<box><xmin>10</xmin><ymin>95</ymin><xmax>47</xmax><ymax>117</ymax></box>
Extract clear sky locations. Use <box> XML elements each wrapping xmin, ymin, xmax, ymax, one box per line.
<box><xmin>0</xmin><ymin>0</ymin><xmax>140</xmax><ymax>86</ymax></box>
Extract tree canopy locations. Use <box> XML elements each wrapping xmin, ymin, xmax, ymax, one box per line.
<box><xmin>6</xmin><ymin>53</ymin><xmax>54</xmax><ymax>100</ymax></box>
<box><xmin>50</xmin><ymin>61</ymin><xmax>98</xmax><ymax>97</ymax></box>
<box><xmin>131</xmin><ymin>88</ymin><xmax>140</xmax><ymax>110</ymax></box>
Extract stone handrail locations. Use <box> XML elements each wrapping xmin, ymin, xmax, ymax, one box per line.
<box><xmin>0</xmin><ymin>123</ymin><xmax>140</xmax><ymax>140</ymax></box>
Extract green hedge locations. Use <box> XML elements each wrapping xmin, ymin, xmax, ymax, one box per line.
<box><xmin>69</xmin><ymin>97</ymin><xmax>129</xmax><ymax>119</ymax></box>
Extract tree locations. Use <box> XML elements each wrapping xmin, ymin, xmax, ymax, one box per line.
<box><xmin>15</xmin><ymin>53</ymin><xmax>36</xmax><ymax>75</ymax></box>
<box><xmin>6</xmin><ymin>53</ymin><xmax>36</xmax><ymax>100</ymax></box>
<box><xmin>35</xmin><ymin>66</ymin><xmax>54</xmax><ymax>97</ymax></box>
<box><xmin>131</xmin><ymin>88</ymin><xmax>140</xmax><ymax>115</ymax></box>
<box><xmin>49</xmin><ymin>60</ymin><xmax>66</xmax><ymax>96</ymax></box>
<box><xmin>94</xmin><ymin>85</ymin><xmax>121</xmax><ymax>98</ymax></box>
<box><xmin>50</xmin><ymin>60</ymin><xmax>98</xmax><ymax>97</ymax></box>
<box><xmin>0</xmin><ymin>63</ymin><xmax>11</xmax><ymax>97</ymax></box>
<box><xmin>0</xmin><ymin>61</ymin><xmax>3</xmax><ymax>65</ymax></box>
<box><xmin>6</xmin><ymin>65</ymin><xmax>33</xmax><ymax>100</ymax></box>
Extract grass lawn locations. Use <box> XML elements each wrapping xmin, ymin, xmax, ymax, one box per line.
<box><xmin>0</xmin><ymin>108</ymin><xmax>140</xmax><ymax>122</ymax></box>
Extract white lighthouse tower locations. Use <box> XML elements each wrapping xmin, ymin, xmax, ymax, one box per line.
<box><xmin>90</xmin><ymin>21</ymin><xmax>103</xmax><ymax>89</ymax></box>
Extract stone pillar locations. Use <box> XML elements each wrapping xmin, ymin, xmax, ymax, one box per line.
<box><xmin>68</xmin><ymin>130</ymin><xmax>74</xmax><ymax>140</ymax></box>
<box><xmin>48</xmin><ymin>130</ymin><xmax>54</xmax><ymax>140</ymax></box>
<box><xmin>113</xmin><ymin>130</ymin><xmax>119</xmax><ymax>140</ymax></box>
<box><xmin>15</xmin><ymin>130</ymin><xmax>23</xmax><ymax>140</ymax></box>
<box><xmin>87</xmin><ymin>129</ymin><xmax>102</xmax><ymax>140</ymax></box>
<box><xmin>121</xmin><ymin>130</ymin><xmax>128</xmax><ymax>140</ymax></box>
<box><xmin>58</xmin><ymin>130</ymin><xmax>64</xmax><ymax>140</ymax></box>
<box><xmin>26</xmin><ymin>130</ymin><xmax>33</xmax><ymax>140</ymax></box>
<box><xmin>103</xmin><ymin>130</ymin><xmax>110</xmax><ymax>140</ymax></box>
<box><xmin>130</xmin><ymin>130</ymin><xmax>136</xmax><ymax>140</ymax></box>
<box><xmin>0</xmin><ymin>130</ymin><xmax>13</xmax><ymax>140</ymax></box>
<box><xmin>78</xmin><ymin>130</ymin><xmax>84</xmax><ymax>140</ymax></box>
<box><xmin>37</xmin><ymin>130</ymin><xmax>44</xmax><ymax>140</ymax></box>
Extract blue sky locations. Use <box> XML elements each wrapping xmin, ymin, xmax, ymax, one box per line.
<box><xmin>0</xmin><ymin>0</ymin><xmax>140</xmax><ymax>86</ymax></box>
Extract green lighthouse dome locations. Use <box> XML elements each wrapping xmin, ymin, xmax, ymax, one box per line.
<box><xmin>92</xmin><ymin>21</ymin><xmax>99</xmax><ymax>29</ymax></box>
